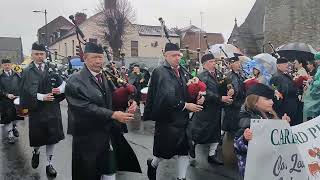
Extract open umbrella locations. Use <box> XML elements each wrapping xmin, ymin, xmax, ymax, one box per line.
<box><xmin>253</xmin><ymin>53</ymin><xmax>278</xmax><ymax>76</ymax></box>
<box><xmin>241</xmin><ymin>53</ymin><xmax>277</xmax><ymax>84</ymax></box>
<box><xmin>209</xmin><ymin>44</ymin><xmax>243</xmax><ymax>59</ymax></box>
<box><xmin>276</xmin><ymin>42</ymin><xmax>317</xmax><ymax>61</ymax></box>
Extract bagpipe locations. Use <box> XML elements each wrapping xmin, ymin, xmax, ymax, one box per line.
<box><xmin>159</xmin><ymin>17</ymin><xmax>206</xmax><ymax>103</ymax></box>
<box><xmin>102</xmin><ymin>48</ymin><xmax>137</xmax><ymax>110</ymax></box>
<box><xmin>69</xmin><ymin>15</ymin><xmax>136</xmax><ymax>111</ymax></box>
<box><xmin>103</xmin><ymin>46</ymin><xmax>129</xmax><ymax>85</ymax></box>
<box><xmin>262</xmin><ymin>42</ymin><xmax>280</xmax><ymax>59</ymax></box>
<box><xmin>13</xmin><ymin>50</ymin><xmax>67</xmax><ymax>118</ymax></box>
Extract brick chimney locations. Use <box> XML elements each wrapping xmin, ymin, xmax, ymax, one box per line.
<box><xmin>105</xmin><ymin>0</ymin><xmax>117</xmax><ymax>9</ymax></box>
<box><xmin>75</xmin><ymin>12</ymin><xmax>87</xmax><ymax>25</ymax></box>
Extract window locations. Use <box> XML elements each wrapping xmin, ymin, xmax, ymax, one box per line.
<box><xmin>131</xmin><ymin>41</ymin><xmax>138</xmax><ymax>57</ymax></box>
<box><xmin>151</xmin><ymin>41</ymin><xmax>158</xmax><ymax>47</ymax></box>
<box><xmin>89</xmin><ymin>38</ymin><xmax>98</xmax><ymax>44</ymax></box>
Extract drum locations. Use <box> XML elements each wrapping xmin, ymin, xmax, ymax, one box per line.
<box><xmin>140</xmin><ymin>87</ymin><xmax>148</xmax><ymax>103</ymax></box>
<box><xmin>14</xmin><ymin>97</ymin><xmax>29</xmax><ymax>117</ymax></box>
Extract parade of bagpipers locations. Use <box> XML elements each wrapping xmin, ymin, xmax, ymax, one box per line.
<box><xmin>1</xmin><ymin>0</ymin><xmax>320</xmax><ymax>179</ymax></box>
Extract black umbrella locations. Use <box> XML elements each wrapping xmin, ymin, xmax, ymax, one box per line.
<box><xmin>276</xmin><ymin>42</ymin><xmax>317</xmax><ymax>61</ymax></box>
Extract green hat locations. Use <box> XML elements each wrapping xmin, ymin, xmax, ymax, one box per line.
<box><xmin>314</xmin><ymin>52</ymin><xmax>320</xmax><ymax>61</ymax></box>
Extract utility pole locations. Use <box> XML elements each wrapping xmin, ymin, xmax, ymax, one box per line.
<box><xmin>199</xmin><ymin>12</ymin><xmax>204</xmax><ymax>50</ymax></box>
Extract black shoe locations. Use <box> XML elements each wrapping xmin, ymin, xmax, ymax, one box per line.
<box><xmin>147</xmin><ymin>158</ymin><xmax>157</xmax><ymax>180</ymax></box>
<box><xmin>177</xmin><ymin>178</ymin><xmax>186</xmax><ymax>180</ymax></box>
<box><xmin>46</xmin><ymin>165</ymin><xmax>57</xmax><ymax>177</ymax></box>
<box><xmin>7</xmin><ymin>136</ymin><xmax>15</xmax><ymax>144</ymax></box>
<box><xmin>208</xmin><ymin>155</ymin><xmax>224</xmax><ymax>165</ymax></box>
<box><xmin>31</xmin><ymin>151</ymin><xmax>40</xmax><ymax>169</ymax></box>
<box><xmin>189</xmin><ymin>142</ymin><xmax>196</xmax><ymax>158</ymax></box>
<box><xmin>12</xmin><ymin>127</ymin><xmax>19</xmax><ymax>137</ymax></box>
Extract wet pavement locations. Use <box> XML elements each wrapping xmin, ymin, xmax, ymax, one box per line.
<box><xmin>0</xmin><ymin>101</ymin><xmax>240</xmax><ymax>180</ymax></box>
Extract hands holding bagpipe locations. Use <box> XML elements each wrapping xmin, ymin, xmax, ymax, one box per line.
<box><xmin>185</xmin><ymin>76</ymin><xmax>235</xmax><ymax>111</ymax></box>
<box><xmin>111</xmin><ymin>84</ymin><xmax>138</xmax><ymax>123</ymax></box>
<box><xmin>185</xmin><ymin>77</ymin><xmax>206</xmax><ymax>112</ymax></box>
<box><xmin>111</xmin><ymin>101</ymin><xmax>137</xmax><ymax>123</ymax></box>
<box><xmin>109</xmin><ymin>74</ymin><xmax>141</xmax><ymax>123</ymax></box>
<box><xmin>222</xmin><ymin>90</ymin><xmax>234</xmax><ymax>105</ymax></box>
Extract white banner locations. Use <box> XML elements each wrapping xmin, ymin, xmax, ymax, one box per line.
<box><xmin>245</xmin><ymin>116</ymin><xmax>320</xmax><ymax>180</ymax></box>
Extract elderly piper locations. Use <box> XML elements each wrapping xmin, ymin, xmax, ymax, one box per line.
<box><xmin>65</xmin><ymin>42</ymin><xmax>141</xmax><ymax>180</ymax></box>
<box><xmin>144</xmin><ymin>42</ymin><xmax>204</xmax><ymax>180</ymax></box>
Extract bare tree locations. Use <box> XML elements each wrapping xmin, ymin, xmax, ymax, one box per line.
<box><xmin>98</xmin><ymin>0</ymin><xmax>135</xmax><ymax>60</ymax></box>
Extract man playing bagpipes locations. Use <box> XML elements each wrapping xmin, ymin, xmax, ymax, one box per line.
<box><xmin>144</xmin><ymin>43</ymin><xmax>204</xmax><ymax>180</ymax></box>
<box><xmin>270</xmin><ymin>57</ymin><xmax>299</xmax><ymax>126</ymax></box>
<box><xmin>189</xmin><ymin>53</ymin><xmax>233</xmax><ymax>165</ymax></box>
<box><xmin>65</xmin><ymin>42</ymin><xmax>141</xmax><ymax>180</ymax></box>
<box><xmin>222</xmin><ymin>56</ymin><xmax>246</xmax><ymax>134</ymax></box>
<box><xmin>20</xmin><ymin>43</ymin><xmax>66</xmax><ymax>177</ymax></box>
<box><xmin>0</xmin><ymin>59</ymin><xmax>23</xmax><ymax>144</ymax></box>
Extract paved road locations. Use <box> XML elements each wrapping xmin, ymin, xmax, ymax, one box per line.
<box><xmin>0</xmin><ymin>101</ymin><xmax>240</xmax><ymax>180</ymax></box>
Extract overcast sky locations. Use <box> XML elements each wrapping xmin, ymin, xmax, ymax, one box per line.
<box><xmin>0</xmin><ymin>0</ymin><xmax>256</xmax><ymax>55</ymax></box>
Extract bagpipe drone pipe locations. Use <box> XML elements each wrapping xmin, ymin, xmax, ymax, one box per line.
<box><xmin>158</xmin><ymin>17</ymin><xmax>208</xmax><ymax>103</ymax></box>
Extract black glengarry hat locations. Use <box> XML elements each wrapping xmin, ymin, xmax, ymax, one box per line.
<box><xmin>84</xmin><ymin>42</ymin><xmax>104</xmax><ymax>54</ymax></box>
<box><xmin>164</xmin><ymin>43</ymin><xmax>180</xmax><ymax>52</ymax></box>
<box><xmin>228</xmin><ymin>53</ymin><xmax>240</xmax><ymax>63</ymax></box>
<box><xmin>32</xmin><ymin>43</ymin><xmax>46</xmax><ymax>51</ymax></box>
<box><xmin>277</xmin><ymin>57</ymin><xmax>289</xmax><ymax>64</ymax></box>
<box><xmin>1</xmin><ymin>59</ymin><xmax>11</xmax><ymax>64</ymax></box>
<box><xmin>246</xmin><ymin>83</ymin><xmax>275</xmax><ymax>100</ymax></box>
<box><xmin>201</xmin><ymin>53</ymin><xmax>215</xmax><ymax>64</ymax></box>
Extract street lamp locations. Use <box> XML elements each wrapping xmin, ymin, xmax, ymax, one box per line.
<box><xmin>33</xmin><ymin>9</ymin><xmax>48</xmax><ymax>46</ymax></box>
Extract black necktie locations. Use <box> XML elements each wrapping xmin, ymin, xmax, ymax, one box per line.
<box><xmin>38</xmin><ymin>64</ymin><xmax>43</xmax><ymax>71</ymax></box>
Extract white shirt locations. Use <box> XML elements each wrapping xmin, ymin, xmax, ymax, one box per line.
<box><xmin>34</xmin><ymin>62</ymin><xmax>45</xmax><ymax>71</ymax></box>
<box><xmin>36</xmin><ymin>82</ymin><xmax>66</xmax><ymax>101</ymax></box>
<box><xmin>35</xmin><ymin>62</ymin><xmax>66</xmax><ymax>101</ymax></box>
<box><xmin>4</xmin><ymin>70</ymin><xmax>12</xmax><ymax>76</ymax></box>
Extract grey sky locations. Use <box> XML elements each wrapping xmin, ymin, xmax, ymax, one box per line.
<box><xmin>0</xmin><ymin>0</ymin><xmax>256</xmax><ymax>55</ymax></box>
